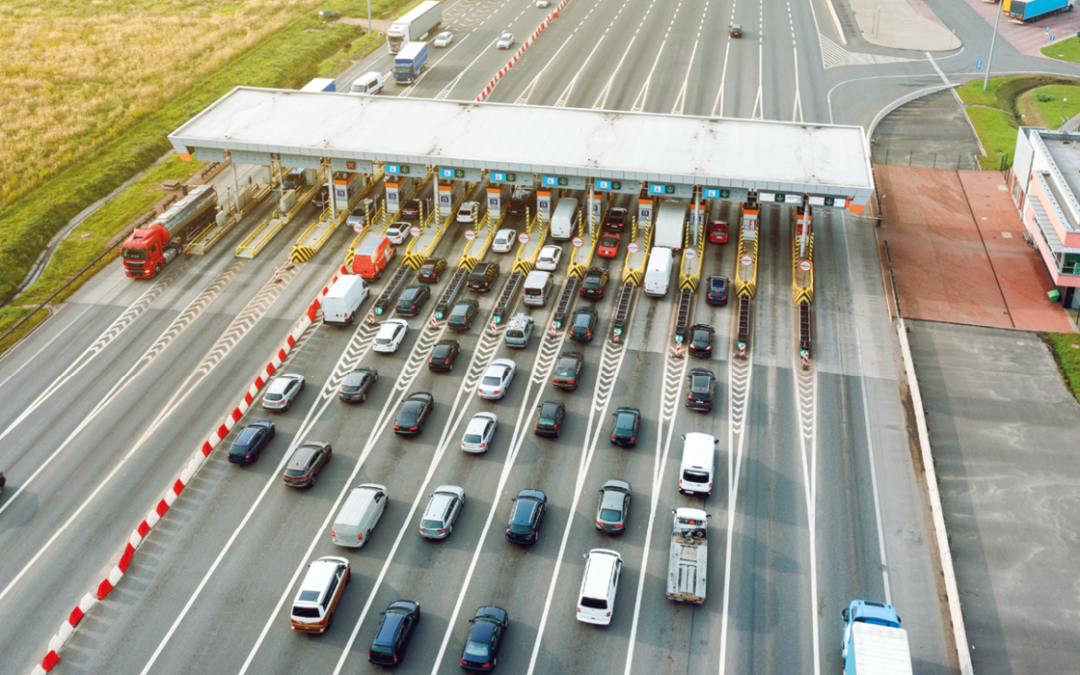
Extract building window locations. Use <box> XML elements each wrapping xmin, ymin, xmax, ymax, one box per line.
<box><xmin>1063</xmin><ymin>253</ymin><xmax>1080</xmax><ymax>276</ymax></box>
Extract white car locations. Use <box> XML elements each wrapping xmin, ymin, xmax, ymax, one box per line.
<box><xmin>461</xmin><ymin>412</ymin><xmax>498</xmax><ymax>453</ymax></box>
<box><xmin>457</xmin><ymin>201</ymin><xmax>481</xmax><ymax>223</ymax></box>
<box><xmin>536</xmin><ymin>0</ymin><xmax>550</xmax><ymax>6</ymax></box>
<box><xmin>492</xmin><ymin>228</ymin><xmax>516</xmax><ymax>253</ymax></box>
<box><xmin>536</xmin><ymin>245</ymin><xmax>562</xmax><ymax>271</ymax></box>
<box><xmin>385</xmin><ymin>223</ymin><xmax>411</xmax><ymax>246</ymax></box>
<box><xmin>497</xmin><ymin>33</ymin><xmax>515</xmax><ymax>49</ymax></box>
<box><xmin>373</xmin><ymin>319</ymin><xmax>409</xmax><ymax>353</ymax></box>
<box><xmin>477</xmin><ymin>358</ymin><xmax>516</xmax><ymax>400</ymax></box>
<box><xmin>434</xmin><ymin>31</ymin><xmax>453</xmax><ymax>47</ymax></box>
<box><xmin>262</xmin><ymin>373</ymin><xmax>305</xmax><ymax>412</ymax></box>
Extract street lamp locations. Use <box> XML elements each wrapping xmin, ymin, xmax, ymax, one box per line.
<box><xmin>983</xmin><ymin>1</ymin><xmax>1003</xmax><ymax>91</ymax></box>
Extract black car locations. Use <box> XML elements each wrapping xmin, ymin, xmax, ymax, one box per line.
<box><xmin>534</xmin><ymin>400</ymin><xmax>566</xmax><ymax>438</ymax></box>
<box><xmin>417</xmin><ymin>258</ymin><xmax>448</xmax><ymax>283</ymax></box>
<box><xmin>603</xmin><ymin>207</ymin><xmax>629</xmax><ymax>232</ymax></box>
<box><xmin>338</xmin><ymin>367</ymin><xmax>379</xmax><ymax>403</ymax></box>
<box><xmin>461</xmin><ymin>606</ymin><xmax>509</xmax><ymax>671</ymax></box>
<box><xmin>686</xmin><ymin>369</ymin><xmax>716</xmax><ymax>412</ymax></box>
<box><xmin>552</xmin><ymin>351</ymin><xmax>584</xmax><ymax>391</ymax></box>
<box><xmin>448</xmin><ymin>300</ymin><xmax>479</xmax><ymax>332</ymax></box>
<box><xmin>610</xmin><ymin>407</ymin><xmax>640</xmax><ymax>447</ymax></box>
<box><xmin>568</xmin><ymin>307</ymin><xmax>598</xmax><ymax>343</ymax></box>
<box><xmin>394</xmin><ymin>392</ymin><xmax>435</xmax><ymax>435</ymax></box>
<box><xmin>429</xmin><ymin>340</ymin><xmax>460</xmax><ymax>372</ymax></box>
<box><xmin>368</xmin><ymin>600</ymin><xmax>421</xmax><ymax>666</ymax></box>
<box><xmin>400</xmin><ymin>198</ymin><xmax>431</xmax><ymax>220</ymax></box>
<box><xmin>396</xmin><ymin>284</ymin><xmax>431</xmax><ymax>317</ymax></box>
<box><xmin>467</xmin><ymin>261</ymin><xmax>500</xmax><ymax>292</ymax></box>
<box><xmin>579</xmin><ymin>267</ymin><xmax>609</xmax><ymax>300</ymax></box>
<box><xmin>505</xmin><ymin>489</ymin><xmax>547</xmax><ymax>544</ymax></box>
<box><xmin>227</xmin><ymin>420</ymin><xmax>276</xmax><ymax>464</ymax></box>
<box><xmin>507</xmin><ymin>190</ymin><xmax>535</xmax><ymax>217</ymax></box>
<box><xmin>705</xmin><ymin>275</ymin><xmax>729</xmax><ymax>306</ymax></box>
<box><xmin>688</xmin><ymin>324</ymin><xmax>714</xmax><ymax>358</ymax></box>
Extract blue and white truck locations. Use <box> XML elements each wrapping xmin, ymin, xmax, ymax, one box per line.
<box><xmin>1004</xmin><ymin>0</ymin><xmax>1073</xmax><ymax>21</ymax></box>
<box><xmin>393</xmin><ymin>42</ymin><xmax>429</xmax><ymax>85</ymax></box>
<box><xmin>840</xmin><ymin>600</ymin><xmax>913</xmax><ymax>675</ymax></box>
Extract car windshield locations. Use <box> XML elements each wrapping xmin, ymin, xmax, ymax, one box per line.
<box><xmin>464</xmin><ymin>433</ymin><xmax>482</xmax><ymax>443</ymax></box>
<box><xmin>465</xmin><ymin>640</ymin><xmax>490</xmax><ymax>657</ymax></box>
<box><xmin>601</xmin><ymin>237</ymin><xmax>617</xmax><ymax>246</ymax></box>
<box><xmin>265</xmin><ymin>392</ymin><xmax>282</xmax><ymax>401</ymax></box>
<box><xmin>370</xmin><ymin>644</ymin><xmax>393</xmax><ymax>656</ymax></box>
<box><xmin>693</xmin><ymin>331</ymin><xmax>709</xmax><ymax>343</ymax></box>
<box><xmin>600</xmin><ymin>508</ymin><xmax>622</xmax><ymax>521</ymax></box>
<box><xmin>557</xmin><ymin>366</ymin><xmax>575</xmax><ymax>377</ymax></box>
<box><xmin>376</xmin><ymin>337</ymin><xmax>392</xmax><ymax>345</ymax></box>
<box><xmin>433</xmin><ymin>346</ymin><xmax>450</xmax><ymax>357</ymax></box>
<box><xmin>421</xmin><ymin>519</ymin><xmax>443</xmax><ymax>529</ymax></box>
<box><xmin>580</xmin><ymin>597</ymin><xmax>608</xmax><ymax>610</ymax></box>
<box><xmin>683</xmin><ymin>469</ymin><xmax>709</xmax><ymax>482</ymax></box>
<box><xmin>692</xmin><ymin>376</ymin><xmax>711</xmax><ymax>391</ymax></box>
<box><xmin>712</xmin><ymin>279</ymin><xmax>725</xmax><ymax>290</ymax></box>
<box><xmin>482</xmin><ymin>376</ymin><xmax>501</xmax><ymax>385</ymax></box>
<box><xmin>285</xmin><ymin>467</ymin><xmax>307</xmax><ymax>477</ymax></box>
<box><xmin>293</xmin><ymin>606</ymin><xmax>321</xmax><ymax>618</ymax></box>
<box><xmin>616</xmin><ymin>413</ymin><xmax>635</xmax><ymax>429</ymax></box>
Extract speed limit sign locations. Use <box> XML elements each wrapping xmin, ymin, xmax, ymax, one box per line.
<box><xmin>464</xmin><ymin>229</ymin><xmax>476</xmax><ymax>241</ymax></box>
<box><xmin>627</xmin><ymin>242</ymin><xmax>640</xmax><ymax>254</ymax></box>
<box><xmin>684</xmin><ymin>248</ymin><xmax>697</xmax><ymax>259</ymax></box>
<box><xmin>518</xmin><ymin>232</ymin><xmax>530</xmax><ymax>244</ymax></box>
<box><xmin>572</xmin><ymin>236</ymin><xmax>584</xmax><ymax>249</ymax></box>
<box><xmin>410</xmin><ymin>226</ymin><xmax>422</xmax><ymax>237</ymax></box>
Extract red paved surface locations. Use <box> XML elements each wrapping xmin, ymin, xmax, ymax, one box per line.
<box><xmin>962</xmin><ymin>0</ymin><xmax>1077</xmax><ymax>59</ymax></box>
<box><xmin>875</xmin><ymin>164</ymin><xmax>1075</xmax><ymax>332</ymax></box>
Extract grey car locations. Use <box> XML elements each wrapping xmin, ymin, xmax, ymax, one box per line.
<box><xmin>419</xmin><ymin>485</ymin><xmax>465</xmax><ymax>539</ymax></box>
<box><xmin>461</xmin><ymin>412</ymin><xmax>497</xmax><ymax>453</ymax></box>
<box><xmin>596</xmin><ymin>479</ymin><xmax>632</xmax><ymax>533</ymax></box>
<box><xmin>338</xmin><ymin>367</ymin><xmax>378</xmax><ymax>403</ymax></box>
<box><xmin>262</xmin><ymin>373</ymin><xmax>305</xmax><ymax>412</ymax></box>
<box><xmin>283</xmin><ymin>441</ymin><xmax>332</xmax><ymax>488</ymax></box>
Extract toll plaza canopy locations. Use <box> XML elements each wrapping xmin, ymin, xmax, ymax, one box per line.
<box><xmin>168</xmin><ymin>87</ymin><xmax>874</xmax><ymax>210</ymax></box>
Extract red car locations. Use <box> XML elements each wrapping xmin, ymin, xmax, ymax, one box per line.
<box><xmin>597</xmin><ymin>232</ymin><xmax>621</xmax><ymax>258</ymax></box>
<box><xmin>708</xmin><ymin>220</ymin><xmax>729</xmax><ymax>244</ymax></box>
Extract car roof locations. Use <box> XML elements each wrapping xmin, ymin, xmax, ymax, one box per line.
<box><xmin>602</xmin><ymin>479</ymin><xmax>631</xmax><ymax>492</ymax></box>
<box><xmin>517</xmin><ymin>488</ymin><xmax>546</xmax><ymax>501</ymax></box>
<box><xmin>288</xmin><ymin>443</ymin><xmax>322</xmax><ymax>469</ymax></box>
<box><xmin>467</xmin><ymin>414</ymin><xmax>495</xmax><ymax>430</ymax></box>
<box><xmin>434</xmin><ymin>484</ymin><xmax>465</xmax><ymax>497</ymax></box>
<box><xmin>600</xmin><ymin>490</ymin><xmax>626</xmax><ymax>511</ymax></box>
<box><xmin>406</xmin><ymin>391</ymin><xmax>433</xmax><ymax>402</ymax></box>
<box><xmin>489</xmin><ymin>358</ymin><xmax>515</xmax><ymax>370</ymax></box>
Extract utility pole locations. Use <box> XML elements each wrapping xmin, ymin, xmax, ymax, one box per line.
<box><xmin>983</xmin><ymin>1</ymin><xmax>1003</xmax><ymax>91</ymax></box>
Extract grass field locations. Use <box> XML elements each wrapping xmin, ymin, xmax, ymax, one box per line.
<box><xmin>1017</xmin><ymin>85</ymin><xmax>1080</xmax><ymax>129</ymax></box>
<box><xmin>1042</xmin><ymin>36</ymin><xmax>1080</xmax><ymax>63</ymax></box>
<box><xmin>1046</xmin><ymin>332</ymin><xmax>1080</xmax><ymax>403</ymax></box>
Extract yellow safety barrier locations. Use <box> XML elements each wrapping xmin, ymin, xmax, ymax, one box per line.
<box><xmin>678</xmin><ymin>222</ymin><xmax>706</xmax><ymax>292</ymax></box>
<box><xmin>792</xmin><ymin>232</ymin><xmax>814</xmax><ymax>305</ymax></box>
<box><xmin>290</xmin><ymin>218</ymin><xmax>336</xmax><ymax>263</ymax></box>
<box><xmin>236</xmin><ymin>217</ymin><xmax>288</xmax><ymax>258</ymax></box>
<box><xmin>459</xmin><ymin>212</ymin><xmax>500</xmax><ymax>272</ymax></box>
<box><xmin>513</xmin><ymin>212</ymin><xmax>545</xmax><ymax>275</ymax></box>
<box><xmin>734</xmin><ymin>205</ymin><xmax>758</xmax><ymax>299</ymax></box>
<box><xmin>622</xmin><ymin>217</ymin><xmax>651</xmax><ymax>286</ymax></box>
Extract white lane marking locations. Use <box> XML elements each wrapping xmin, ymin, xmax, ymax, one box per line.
<box><xmin>553</xmin><ymin>34</ymin><xmax>608</xmax><ymax>107</ymax></box>
<box><xmin>0</xmin><ymin>303</ymin><xmax>91</xmax><ymax>393</ymax></box>
<box><xmin>794</xmin><ymin>356</ymin><xmax>821</xmax><ymax>675</ymax></box>
<box><xmin>403</xmin><ymin>34</ymin><xmax>472</xmax><ymax>98</ymax></box>
<box><xmin>591</xmin><ymin>0</ymin><xmax>659</xmax><ymax>110</ymax></box>
<box><xmin>752</xmin><ymin>40</ymin><xmax>764</xmax><ymax>120</ymax></box>
<box><xmin>630</xmin><ymin>40</ymin><xmax>666</xmax><ymax>113</ymax></box>
<box><xmin>436</xmin><ymin>32</ymin><xmax>501</xmax><ymax>100</ymax></box>
<box><xmin>712</xmin><ymin>39</ymin><xmax>732</xmax><ymax>117</ymax></box>
<box><xmin>792</xmin><ymin>46</ymin><xmax>804</xmax><ymax>122</ymax></box>
<box><xmin>669</xmin><ymin>38</ymin><xmax>699</xmax><ymax>115</ymax></box>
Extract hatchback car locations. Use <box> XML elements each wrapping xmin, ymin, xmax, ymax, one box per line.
<box><xmin>603</xmin><ymin>207</ymin><xmax>628</xmax><ymax>232</ymax></box>
<box><xmin>686</xmin><ymin>368</ymin><xmax>716</xmax><ymax>412</ymax></box>
<box><xmin>610</xmin><ymin>407</ymin><xmax>641</xmax><ymax>447</ymax></box>
<box><xmin>429</xmin><ymin>340</ymin><xmax>460</xmax><ymax>372</ymax></box>
<box><xmin>368</xmin><ymin>600</ymin><xmax>421</xmax><ymax>665</ymax></box>
<box><xmin>262</xmin><ymin>373</ymin><xmax>305</xmax><ymax>412</ymax></box>
<box><xmin>394</xmin><ymin>392</ymin><xmax>435</xmax><ymax>435</ymax></box>
<box><xmin>461</xmin><ymin>606</ymin><xmax>508</xmax><ymax>671</ymax></box>
<box><xmin>705</xmin><ymin>275</ymin><xmax>729</xmax><ymax>306</ymax></box>
<box><xmin>534</xmin><ymin>400</ymin><xmax>566</xmax><ymax>438</ymax></box>
<box><xmin>597</xmin><ymin>233</ymin><xmax>621</xmax><ymax>259</ymax></box>
<box><xmin>506</xmin><ymin>489</ymin><xmax>547</xmax><ymax>544</ymax></box>
<box><xmin>399</xmin><ymin>198</ymin><xmax>430</xmax><ymax>220</ymax></box>
<box><xmin>568</xmin><ymin>307</ymin><xmax>599</xmax><ymax>343</ymax></box>
<box><xmin>448</xmin><ymin>300</ymin><xmax>479</xmax><ymax>332</ymax></box>
<box><xmin>417</xmin><ymin>257</ymin><xmax>447</xmax><ymax>283</ymax></box>
<box><xmin>729</xmin><ymin>22</ymin><xmax>743</xmax><ymax>37</ymax></box>
<box><xmin>579</xmin><ymin>267</ymin><xmax>609</xmax><ymax>299</ymax></box>
<box><xmin>373</xmin><ymin>319</ymin><xmax>409</xmax><ymax>353</ymax></box>
<box><xmin>552</xmin><ymin>351</ymin><xmax>584</xmax><ymax>391</ymax></box>
<box><xmin>457</xmin><ymin>201</ymin><xmax>481</xmax><ymax>223</ymax></box>
<box><xmin>688</xmin><ymin>324</ymin><xmax>714</xmax><ymax>358</ymax></box>
<box><xmin>419</xmin><ymin>485</ymin><xmax>465</xmax><ymax>539</ymax></box>
<box><xmin>496</xmin><ymin>33</ymin><xmax>514</xmax><ymax>49</ymax></box>
<box><xmin>595</xmin><ymin>480</ymin><xmax>632</xmax><ymax>534</ymax></box>
<box><xmin>385</xmin><ymin>222</ymin><xmax>412</xmax><ymax>245</ymax></box>
<box><xmin>536</xmin><ymin>245</ymin><xmax>562</xmax><ymax>271</ymax></box>
<box><xmin>338</xmin><ymin>367</ymin><xmax>378</xmax><ymax>403</ymax></box>
<box><xmin>708</xmin><ymin>220</ymin><xmax>729</xmax><ymax>244</ymax></box>
<box><xmin>283</xmin><ymin>441</ymin><xmax>332</xmax><ymax>488</ymax></box>
<box><xmin>478</xmin><ymin>358</ymin><xmax>516</xmax><ymax>400</ymax></box>
<box><xmin>492</xmin><ymin>228</ymin><xmax>516</xmax><ymax>253</ymax></box>
<box><xmin>395</xmin><ymin>284</ymin><xmax>430</xmax><ymax>317</ymax></box>
<box><xmin>467</xmin><ymin>261</ymin><xmax>501</xmax><ymax>292</ymax></box>
<box><xmin>227</xmin><ymin>420</ymin><xmax>276</xmax><ymax>464</ymax></box>
<box><xmin>462</xmin><ymin>412</ymin><xmax>497</xmax><ymax>453</ymax></box>
<box><xmin>433</xmin><ymin>30</ymin><xmax>453</xmax><ymax>47</ymax></box>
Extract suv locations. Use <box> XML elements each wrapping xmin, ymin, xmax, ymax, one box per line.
<box><xmin>504</xmin><ymin>313</ymin><xmax>534</xmax><ymax>348</ymax></box>
<box><xmin>579</xmin><ymin>267</ymin><xmax>610</xmax><ymax>299</ymax></box>
<box><xmin>282</xmin><ymin>168</ymin><xmax>306</xmax><ymax>191</ymax></box>
<box><xmin>705</xmin><ymin>275</ymin><xmax>729</xmax><ymax>306</ymax></box>
<box><xmin>283</xmin><ymin>441</ymin><xmax>332</xmax><ymax>488</ymax></box>
<box><xmin>569</xmin><ymin>307</ymin><xmax>599</xmax><ymax>343</ymax></box>
<box><xmin>603</xmin><ymin>207</ymin><xmax>629</xmax><ymax>232</ymax></box>
<box><xmin>419</xmin><ymin>485</ymin><xmax>465</xmax><ymax>539</ymax></box>
<box><xmin>395</xmin><ymin>284</ymin><xmax>430</xmax><ymax>317</ymax></box>
<box><xmin>505</xmin><ymin>489</ymin><xmax>547</xmax><ymax>544</ymax></box>
<box><xmin>290</xmin><ymin>556</ymin><xmax>350</xmax><ymax>633</ymax></box>
<box><xmin>429</xmin><ymin>340</ymin><xmax>460</xmax><ymax>372</ymax></box>
<box><xmin>368</xmin><ymin>600</ymin><xmax>421</xmax><ymax>665</ymax></box>
<box><xmin>467</xmin><ymin>262</ymin><xmax>500</xmax><ymax>292</ymax></box>
<box><xmin>534</xmin><ymin>400</ymin><xmax>566</xmax><ymax>438</ymax></box>
<box><xmin>686</xmin><ymin>369</ymin><xmax>716</xmax><ymax>412</ymax></box>
<box><xmin>417</xmin><ymin>257</ymin><xmax>447</xmax><ymax>283</ymax></box>
<box><xmin>688</xmin><ymin>324</ymin><xmax>714</xmax><ymax>358</ymax></box>
<box><xmin>448</xmin><ymin>300</ymin><xmax>479</xmax><ymax>331</ymax></box>
<box><xmin>552</xmin><ymin>351</ymin><xmax>584</xmax><ymax>391</ymax></box>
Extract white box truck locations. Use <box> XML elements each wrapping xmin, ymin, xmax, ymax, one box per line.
<box><xmin>840</xmin><ymin>600</ymin><xmax>913</xmax><ymax>675</ymax></box>
<box><xmin>387</xmin><ymin>0</ymin><xmax>442</xmax><ymax>53</ymax></box>
<box><xmin>666</xmin><ymin>507</ymin><xmax>709</xmax><ymax>604</ymax></box>
<box><xmin>654</xmin><ymin>199</ymin><xmax>688</xmax><ymax>250</ymax></box>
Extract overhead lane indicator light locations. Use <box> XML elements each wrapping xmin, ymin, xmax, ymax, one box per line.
<box><xmin>384</xmin><ymin>162</ymin><xmax>427</xmax><ymax>176</ymax></box>
<box><xmin>594</xmin><ymin>179</ymin><xmax>639</xmax><ymax>195</ymax></box>
<box><xmin>648</xmin><ymin>182</ymin><xmax>693</xmax><ymax>198</ymax></box>
<box><xmin>541</xmin><ymin>174</ymin><xmax>587</xmax><ymax>190</ymax></box>
<box><xmin>438</xmin><ymin>167</ymin><xmax>483</xmax><ymax>181</ymax></box>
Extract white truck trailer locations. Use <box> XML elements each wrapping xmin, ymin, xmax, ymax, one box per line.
<box><xmin>840</xmin><ymin>600</ymin><xmax>914</xmax><ymax>675</ymax></box>
<box><xmin>653</xmin><ymin>199</ymin><xmax>688</xmax><ymax>250</ymax></box>
<box><xmin>387</xmin><ymin>0</ymin><xmax>442</xmax><ymax>54</ymax></box>
<box><xmin>665</xmin><ymin>507</ymin><xmax>709</xmax><ymax>604</ymax></box>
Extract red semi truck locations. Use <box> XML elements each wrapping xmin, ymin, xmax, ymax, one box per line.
<box><xmin>122</xmin><ymin>184</ymin><xmax>219</xmax><ymax>278</ymax></box>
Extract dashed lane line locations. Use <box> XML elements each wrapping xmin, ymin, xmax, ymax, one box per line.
<box><xmin>794</xmin><ymin>354</ymin><xmax>821</xmax><ymax>675</ymax></box>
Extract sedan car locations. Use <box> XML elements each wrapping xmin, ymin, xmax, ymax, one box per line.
<box><xmin>368</xmin><ymin>600</ymin><xmax>421</xmax><ymax>666</ymax></box>
<box><xmin>457</xmin><ymin>201</ymin><xmax>481</xmax><ymax>223</ymax></box>
<box><xmin>505</xmin><ymin>489</ymin><xmax>547</xmax><ymax>544</ymax></box>
<box><xmin>433</xmin><ymin>30</ymin><xmax>453</xmax><ymax>47</ymax></box>
<box><xmin>478</xmin><ymin>358</ymin><xmax>516</xmax><ymax>400</ymax></box>
<box><xmin>568</xmin><ymin>307</ymin><xmax>598</xmax><ymax>343</ymax></box>
<box><xmin>534</xmin><ymin>400</ymin><xmax>566</xmax><ymax>438</ymax></box>
<box><xmin>399</xmin><ymin>198</ymin><xmax>431</xmax><ymax>220</ymax></box>
<box><xmin>395</xmin><ymin>284</ymin><xmax>431</xmax><ymax>317</ymax></box>
<box><xmin>429</xmin><ymin>339</ymin><xmax>460</xmax><ymax>372</ymax></box>
<box><xmin>227</xmin><ymin>420</ymin><xmax>276</xmax><ymax>464</ymax></box>
<box><xmin>708</xmin><ymin>220</ymin><xmax>729</xmax><ymax>244</ymax></box>
<box><xmin>419</xmin><ymin>485</ymin><xmax>465</xmax><ymax>539</ymax></box>
<box><xmin>729</xmin><ymin>22</ymin><xmax>743</xmax><ymax>37</ymax></box>
<box><xmin>283</xmin><ymin>441</ymin><xmax>331</xmax><ymax>488</ymax></box>
<box><xmin>448</xmin><ymin>299</ymin><xmax>480</xmax><ymax>332</ymax></box>
<box><xmin>461</xmin><ymin>606</ymin><xmax>508</xmax><ymax>671</ymax></box>
<box><xmin>496</xmin><ymin>33</ymin><xmax>515</xmax><ymax>49</ymax></box>
<box><xmin>610</xmin><ymin>406</ymin><xmax>640</xmax><ymax>447</ymax></box>
<box><xmin>385</xmin><ymin>222</ymin><xmax>412</xmax><ymax>245</ymax></box>
<box><xmin>417</xmin><ymin>257</ymin><xmax>447</xmax><ymax>283</ymax></box>
<box><xmin>552</xmin><ymin>350</ymin><xmax>584</xmax><ymax>391</ymax></box>
<box><xmin>338</xmin><ymin>367</ymin><xmax>378</xmax><ymax>403</ymax></box>
<box><xmin>394</xmin><ymin>392</ymin><xmax>435</xmax><ymax>435</ymax></box>
<box><xmin>492</xmin><ymin>228</ymin><xmax>516</xmax><ymax>253</ymax></box>
<box><xmin>536</xmin><ymin>0</ymin><xmax>550</xmax><ymax>6</ymax></box>
<box><xmin>536</xmin><ymin>245</ymin><xmax>562</xmax><ymax>271</ymax></box>
<box><xmin>688</xmin><ymin>324</ymin><xmax>714</xmax><ymax>358</ymax></box>
<box><xmin>373</xmin><ymin>319</ymin><xmax>409</xmax><ymax>353</ymax></box>
<box><xmin>262</xmin><ymin>373</ymin><xmax>305</xmax><ymax>412</ymax></box>
<box><xmin>461</xmin><ymin>412</ymin><xmax>497</xmax><ymax>453</ymax></box>
<box><xmin>603</xmin><ymin>207</ymin><xmax>628</xmax><ymax>232</ymax></box>
<box><xmin>705</xmin><ymin>275</ymin><xmax>729</xmax><ymax>306</ymax></box>
<box><xmin>686</xmin><ymin>368</ymin><xmax>716</xmax><ymax>412</ymax></box>
<box><xmin>579</xmin><ymin>267</ymin><xmax>609</xmax><ymax>299</ymax></box>
<box><xmin>597</xmin><ymin>232</ymin><xmax>621</xmax><ymax>259</ymax></box>
<box><xmin>595</xmin><ymin>479</ymin><xmax>632</xmax><ymax>534</ymax></box>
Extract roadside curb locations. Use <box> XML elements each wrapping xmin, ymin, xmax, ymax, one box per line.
<box><xmin>822</xmin><ymin>0</ymin><xmax>849</xmax><ymax>46</ymax></box>
<box><xmin>476</xmin><ymin>0</ymin><xmax>570</xmax><ymax>101</ymax></box>
<box><xmin>29</xmin><ymin>263</ymin><xmax>350</xmax><ymax>675</ymax></box>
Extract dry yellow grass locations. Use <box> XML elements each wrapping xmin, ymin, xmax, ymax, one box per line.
<box><xmin>0</xmin><ymin>0</ymin><xmax>323</xmax><ymax>209</ymax></box>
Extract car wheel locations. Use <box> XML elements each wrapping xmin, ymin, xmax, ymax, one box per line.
<box><xmin>361</xmin><ymin>393</ymin><xmax>367</xmax><ymax>403</ymax></box>
<box><xmin>326</xmin><ymin>612</ymin><xmax>333</xmax><ymax>629</ymax></box>
<box><xmin>309</xmin><ymin>474</ymin><xmax>316</xmax><ymax>488</ymax></box>
<box><xmin>375</xmin><ymin>270</ymin><xmax>382</xmax><ymax>281</ymax></box>
<box><xmin>448</xmin><ymin>364</ymin><xmax>453</xmax><ymax>372</ymax></box>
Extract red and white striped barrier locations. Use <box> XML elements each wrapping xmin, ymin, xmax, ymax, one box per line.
<box><xmin>31</xmin><ymin>264</ymin><xmax>351</xmax><ymax>675</ymax></box>
<box><xmin>475</xmin><ymin>5</ymin><xmax>569</xmax><ymax>102</ymax></box>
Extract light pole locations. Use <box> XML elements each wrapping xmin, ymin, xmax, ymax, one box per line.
<box><xmin>368</xmin><ymin>0</ymin><xmax>371</xmax><ymax>33</ymax></box>
<box><xmin>983</xmin><ymin>1</ymin><xmax>1003</xmax><ymax>91</ymax></box>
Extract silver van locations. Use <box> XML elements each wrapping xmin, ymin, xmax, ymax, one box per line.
<box><xmin>522</xmin><ymin>270</ymin><xmax>553</xmax><ymax>307</ymax></box>
<box><xmin>332</xmin><ymin>483</ymin><xmax>388</xmax><ymax>548</ymax></box>
<box><xmin>549</xmin><ymin>197</ymin><xmax>578</xmax><ymax>241</ymax></box>
<box><xmin>504</xmin><ymin>313</ymin><xmax>534</xmax><ymax>348</ymax></box>
<box><xmin>350</xmin><ymin>71</ymin><xmax>384</xmax><ymax>95</ymax></box>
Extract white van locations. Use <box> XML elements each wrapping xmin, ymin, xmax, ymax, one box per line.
<box><xmin>323</xmin><ymin>275</ymin><xmax>369</xmax><ymax>325</ymax></box>
<box><xmin>549</xmin><ymin>197</ymin><xmax>578</xmax><ymax>241</ymax></box>
<box><xmin>679</xmin><ymin>432</ymin><xmax>718</xmax><ymax>496</ymax></box>
<box><xmin>332</xmin><ymin>483</ymin><xmax>388</xmax><ymax>547</ymax></box>
<box><xmin>349</xmin><ymin>71</ymin><xmax>384</xmax><ymax>95</ymax></box>
<box><xmin>643</xmin><ymin>247</ymin><xmax>674</xmax><ymax>297</ymax></box>
<box><xmin>522</xmin><ymin>270</ymin><xmax>553</xmax><ymax>307</ymax></box>
<box><xmin>577</xmin><ymin>548</ymin><xmax>623</xmax><ymax>625</ymax></box>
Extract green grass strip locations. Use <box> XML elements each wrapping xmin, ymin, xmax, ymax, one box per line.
<box><xmin>1046</xmin><ymin>332</ymin><xmax>1080</xmax><ymax>403</ymax></box>
<box><xmin>1042</xmin><ymin>36</ymin><xmax>1080</xmax><ymax>63</ymax></box>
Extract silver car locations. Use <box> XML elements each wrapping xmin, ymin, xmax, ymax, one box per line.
<box><xmin>477</xmin><ymin>358</ymin><xmax>516</xmax><ymax>400</ymax></box>
<box><xmin>262</xmin><ymin>373</ymin><xmax>305</xmax><ymax>412</ymax></box>
<box><xmin>419</xmin><ymin>485</ymin><xmax>465</xmax><ymax>539</ymax></box>
<box><xmin>497</xmin><ymin>33</ymin><xmax>514</xmax><ymax>49</ymax></box>
<box><xmin>461</xmin><ymin>412</ymin><xmax>497</xmax><ymax>453</ymax></box>
<box><xmin>433</xmin><ymin>31</ymin><xmax>453</xmax><ymax>47</ymax></box>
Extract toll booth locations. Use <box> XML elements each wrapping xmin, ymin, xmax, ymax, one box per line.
<box><xmin>689</xmin><ymin>201</ymin><xmax>707</xmax><ymax>247</ymax></box>
<box><xmin>385</xmin><ymin>176</ymin><xmax>415</xmax><ymax>214</ymax></box>
<box><xmin>637</xmin><ymin>198</ymin><xmax>653</xmax><ymax>233</ymax></box>
<box><xmin>437</xmin><ymin>180</ymin><xmax>465</xmax><ymax>220</ymax></box>
<box><xmin>332</xmin><ymin>171</ymin><xmax>364</xmax><ymax>211</ymax></box>
<box><xmin>587</xmin><ymin>191</ymin><xmax>608</xmax><ymax>235</ymax></box>
<box><xmin>537</xmin><ymin>190</ymin><xmax>553</xmax><ymax>223</ymax></box>
<box><xmin>487</xmin><ymin>184</ymin><xmax>511</xmax><ymax>219</ymax></box>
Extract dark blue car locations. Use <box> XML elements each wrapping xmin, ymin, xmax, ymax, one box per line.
<box><xmin>461</xmin><ymin>606</ymin><xmax>508</xmax><ymax>671</ymax></box>
<box><xmin>227</xmin><ymin>421</ymin><xmax>276</xmax><ymax>464</ymax></box>
<box><xmin>369</xmin><ymin>599</ymin><xmax>421</xmax><ymax>665</ymax></box>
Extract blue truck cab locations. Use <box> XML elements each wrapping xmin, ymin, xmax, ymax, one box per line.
<box><xmin>394</xmin><ymin>41</ymin><xmax>429</xmax><ymax>84</ymax></box>
<box><xmin>840</xmin><ymin>600</ymin><xmax>912</xmax><ymax>675</ymax></box>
